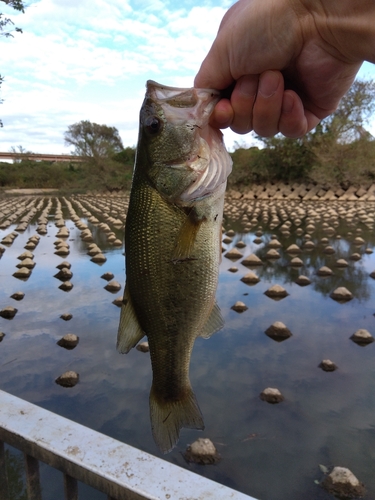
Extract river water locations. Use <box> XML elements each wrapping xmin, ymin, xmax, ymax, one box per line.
<box><xmin>1</xmin><ymin>195</ymin><xmax>374</xmax><ymax>500</ymax></box>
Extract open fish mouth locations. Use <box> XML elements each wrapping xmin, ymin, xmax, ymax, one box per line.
<box><xmin>146</xmin><ymin>80</ymin><xmax>232</xmax><ymax>202</ymax></box>
<box><xmin>180</xmin><ymin>130</ymin><xmax>230</xmax><ymax>201</ymax></box>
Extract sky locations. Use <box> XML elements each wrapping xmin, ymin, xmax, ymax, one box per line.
<box><xmin>1</xmin><ymin>0</ymin><xmax>375</xmax><ymax>156</ymax></box>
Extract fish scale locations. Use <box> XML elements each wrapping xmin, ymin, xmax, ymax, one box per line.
<box><xmin>117</xmin><ymin>80</ymin><xmax>232</xmax><ymax>453</ymax></box>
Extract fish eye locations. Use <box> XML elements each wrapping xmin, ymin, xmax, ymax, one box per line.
<box><xmin>144</xmin><ymin>116</ymin><xmax>162</xmax><ymax>135</ymax></box>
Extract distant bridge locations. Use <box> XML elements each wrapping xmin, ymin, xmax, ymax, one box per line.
<box><xmin>0</xmin><ymin>152</ymin><xmax>84</xmax><ymax>162</ymax></box>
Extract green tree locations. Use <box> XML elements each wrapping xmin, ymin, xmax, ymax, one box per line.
<box><xmin>252</xmin><ymin>79</ymin><xmax>375</xmax><ymax>186</ymax></box>
<box><xmin>64</xmin><ymin>120</ymin><xmax>124</xmax><ymax>165</ymax></box>
<box><xmin>306</xmin><ymin>79</ymin><xmax>375</xmax><ymax>186</ymax></box>
<box><xmin>0</xmin><ymin>0</ymin><xmax>24</xmax><ymax>38</ymax></box>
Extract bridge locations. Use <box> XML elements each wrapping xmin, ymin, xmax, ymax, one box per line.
<box><xmin>0</xmin><ymin>152</ymin><xmax>84</xmax><ymax>162</ymax></box>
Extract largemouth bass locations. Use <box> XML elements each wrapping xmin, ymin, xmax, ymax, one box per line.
<box><xmin>117</xmin><ymin>80</ymin><xmax>232</xmax><ymax>454</ymax></box>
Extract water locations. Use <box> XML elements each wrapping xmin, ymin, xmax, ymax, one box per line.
<box><xmin>1</xmin><ymin>195</ymin><xmax>375</xmax><ymax>500</ymax></box>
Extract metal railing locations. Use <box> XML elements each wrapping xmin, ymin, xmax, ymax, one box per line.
<box><xmin>0</xmin><ymin>390</ymin><xmax>257</xmax><ymax>500</ymax></box>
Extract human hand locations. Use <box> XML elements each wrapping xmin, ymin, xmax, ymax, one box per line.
<box><xmin>194</xmin><ymin>0</ymin><xmax>370</xmax><ymax>137</ymax></box>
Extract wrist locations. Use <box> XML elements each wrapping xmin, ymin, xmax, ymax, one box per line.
<box><xmin>297</xmin><ymin>0</ymin><xmax>375</xmax><ymax>63</ymax></box>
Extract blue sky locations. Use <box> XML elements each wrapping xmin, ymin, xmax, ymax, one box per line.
<box><xmin>1</xmin><ymin>0</ymin><xmax>375</xmax><ymax>155</ymax></box>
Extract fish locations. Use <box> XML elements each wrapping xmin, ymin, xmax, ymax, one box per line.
<box><xmin>117</xmin><ymin>80</ymin><xmax>232</xmax><ymax>454</ymax></box>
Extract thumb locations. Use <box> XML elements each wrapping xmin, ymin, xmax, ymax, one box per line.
<box><xmin>194</xmin><ymin>43</ymin><xmax>234</xmax><ymax>90</ymax></box>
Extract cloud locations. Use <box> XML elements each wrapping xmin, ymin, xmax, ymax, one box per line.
<box><xmin>0</xmin><ymin>0</ymin><xmax>235</xmax><ymax>152</ymax></box>
<box><xmin>1</xmin><ymin>0</ymin><xmax>374</xmax><ymax>154</ymax></box>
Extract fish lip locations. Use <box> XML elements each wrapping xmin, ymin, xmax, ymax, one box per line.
<box><xmin>147</xmin><ymin>80</ymin><xmax>220</xmax><ymax>101</ymax></box>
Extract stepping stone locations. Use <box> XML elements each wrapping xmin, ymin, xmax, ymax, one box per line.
<box><xmin>241</xmin><ymin>254</ymin><xmax>263</xmax><ymax>267</ymax></box>
<box><xmin>57</xmin><ymin>334</ymin><xmax>79</xmax><ymax>349</ymax></box>
<box><xmin>286</xmin><ymin>244</ymin><xmax>301</xmax><ymax>254</ymax></box>
<box><xmin>260</xmin><ymin>387</ymin><xmax>284</xmax><ymax>404</ymax></box>
<box><xmin>56</xmin><ymin>261</ymin><xmax>71</xmax><ymax>270</ymax></box>
<box><xmin>17</xmin><ymin>251</ymin><xmax>34</xmax><ymax>260</ymax></box>
<box><xmin>0</xmin><ymin>307</ymin><xmax>18</xmax><ymax>319</ymax></box>
<box><xmin>60</xmin><ymin>313</ymin><xmax>73</xmax><ymax>321</ymax></box>
<box><xmin>222</xmin><ymin>236</ymin><xmax>233</xmax><ymax>244</ymax></box>
<box><xmin>231</xmin><ymin>301</ymin><xmax>248</xmax><ymax>312</ymax></box>
<box><xmin>91</xmin><ymin>253</ymin><xmax>107</xmax><ymax>264</ymax></box>
<box><xmin>235</xmin><ymin>241</ymin><xmax>246</xmax><ymax>249</ymax></box>
<box><xmin>54</xmin><ymin>268</ymin><xmax>73</xmax><ymax>281</ymax></box>
<box><xmin>184</xmin><ymin>438</ymin><xmax>221</xmax><ymax>465</ymax></box>
<box><xmin>330</xmin><ymin>287</ymin><xmax>353</xmax><ymax>302</ymax></box>
<box><xmin>302</xmin><ymin>240</ymin><xmax>315</xmax><ymax>250</ymax></box>
<box><xmin>350</xmin><ymin>329</ymin><xmax>374</xmax><ymax>345</ymax></box>
<box><xmin>335</xmin><ymin>259</ymin><xmax>348</xmax><ymax>268</ymax></box>
<box><xmin>322</xmin><ymin>467</ymin><xmax>366</xmax><ymax>499</ymax></box>
<box><xmin>224</xmin><ymin>248</ymin><xmax>243</xmax><ymax>260</ymax></box>
<box><xmin>267</xmin><ymin>239</ymin><xmax>282</xmax><ymax>249</ymax></box>
<box><xmin>264</xmin><ymin>285</ymin><xmax>288</xmax><ymax>299</ymax></box>
<box><xmin>295</xmin><ymin>275</ymin><xmax>311</xmax><ymax>286</ymax></box>
<box><xmin>319</xmin><ymin>359</ymin><xmax>338</xmax><ymax>372</ymax></box>
<box><xmin>59</xmin><ymin>281</ymin><xmax>73</xmax><ymax>292</ymax></box>
<box><xmin>290</xmin><ymin>257</ymin><xmax>303</xmax><ymax>267</ymax></box>
<box><xmin>136</xmin><ymin>341</ymin><xmax>149</xmax><ymax>353</ymax></box>
<box><xmin>13</xmin><ymin>267</ymin><xmax>31</xmax><ymax>279</ymax></box>
<box><xmin>55</xmin><ymin>371</ymin><xmax>79</xmax><ymax>388</ymax></box>
<box><xmin>266</xmin><ymin>249</ymin><xmax>280</xmax><ymax>259</ymax></box>
<box><xmin>112</xmin><ymin>296</ymin><xmax>123</xmax><ymax>307</ymax></box>
<box><xmin>265</xmin><ymin>321</ymin><xmax>292</xmax><ymax>342</ymax></box>
<box><xmin>353</xmin><ymin>237</ymin><xmax>365</xmax><ymax>245</ymax></box>
<box><xmin>317</xmin><ymin>266</ymin><xmax>333</xmax><ymax>277</ymax></box>
<box><xmin>101</xmin><ymin>272</ymin><xmax>115</xmax><ymax>281</ymax></box>
<box><xmin>104</xmin><ymin>280</ymin><xmax>121</xmax><ymax>292</ymax></box>
<box><xmin>349</xmin><ymin>253</ymin><xmax>361</xmax><ymax>261</ymax></box>
<box><xmin>323</xmin><ymin>246</ymin><xmax>335</xmax><ymax>254</ymax></box>
<box><xmin>240</xmin><ymin>271</ymin><xmax>260</xmax><ymax>285</ymax></box>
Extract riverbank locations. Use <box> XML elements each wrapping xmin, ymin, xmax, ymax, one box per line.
<box><xmin>226</xmin><ymin>182</ymin><xmax>375</xmax><ymax>202</ymax></box>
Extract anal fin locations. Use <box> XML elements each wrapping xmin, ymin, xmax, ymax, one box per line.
<box><xmin>199</xmin><ymin>301</ymin><xmax>224</xmax><ymax>339</ymax></box>
<box><xmin>116</xmin><ymin>285</ymin><xmax>144</xmax><ymax>354</ymax></box>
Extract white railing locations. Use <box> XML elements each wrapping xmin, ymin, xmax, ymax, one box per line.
<box><xmin>0</xmin><ymin>390</ymin><xmax>257</xmax><ymax>500</ymax></box>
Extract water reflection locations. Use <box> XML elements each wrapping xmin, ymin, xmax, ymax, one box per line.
<box><xmin>0</xmin><ymin>196</ymin><xmax>375</xmax><ymax>499</ymax></box>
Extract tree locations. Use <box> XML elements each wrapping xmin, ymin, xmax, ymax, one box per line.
<box><xmin>0</xmin><ymin>0</ymin><xmax>25</xmax><ymax>127</ymax></box>
<box><xmin>0</xmin><ymin>0</ymin><xmax>25</xmax><ymax>38</ymax></box>
<box><xmin>64</xmin><ymin>120</ymin><xmax>124</xmax><ymax>164</ymax></box>
<box><xmin>305</xmin><ymin>79</ymin><xmax>375</xmax><ymax>185</ymax></box>
<box><xmin>253</xmin><ymin>79</ymin><xmax>375</xmax><ymax>186</ymax></box>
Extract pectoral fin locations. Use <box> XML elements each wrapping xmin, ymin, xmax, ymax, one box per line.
<box><xmin>117</xmin><ymin>285</ymin><xmax>144</xmax><ymax>354</ymax></box>
<box><xmin>172</xmin><ymin>207</ymin><xmax>205</xmax><ymax>262</ymax></box>
<box><xmin>199</xmin><ymin>301</ymin><xmax>224</xmax><ymax>339</ymax></box>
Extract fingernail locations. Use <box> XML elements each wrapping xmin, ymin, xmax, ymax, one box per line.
<box><xmin>282</xmin><ymin>93</ymin><xmax>294</xmax><ymax>113</ymax></box>
<box><xmin>239</xmin><ymin>76</ymin><xmax>257</xmax><ymax>98</ymax></box>
<box><xmin>259</xmin><ymin>71</ymin><xmax>280</xmax><ymax>98</ymax></box>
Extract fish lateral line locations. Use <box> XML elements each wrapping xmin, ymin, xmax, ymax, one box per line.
<box><xmin>169</xmin><ymin>256</ymin><xmax>199</xmax><ymax>265</ymax></box>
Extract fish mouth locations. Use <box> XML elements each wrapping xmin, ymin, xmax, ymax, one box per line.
<box><xmin>146</xmin><ymin>80</ymin><xmax>233</xmax><ymax>202</ymax></box>
<box><xmin>147</xmin><ymin>80</ymin><xmax>220</xmax><ymax>128</ymax></box>
<box><xmin>179</xmin><ymin>130</ymin><xmax>231</xmax><ymax>201</ymax></box>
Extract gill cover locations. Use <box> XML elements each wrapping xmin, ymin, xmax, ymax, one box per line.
<box><xmin>141</xmin><ymin>80</ymin><xmax>232</xmax><ymax>203</ymax></box>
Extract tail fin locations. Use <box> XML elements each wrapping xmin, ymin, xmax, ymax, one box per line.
<box><xmin>149</xmin><ymin>384</ymin><xmax>204</xmax><ymax>454</ymax></box>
